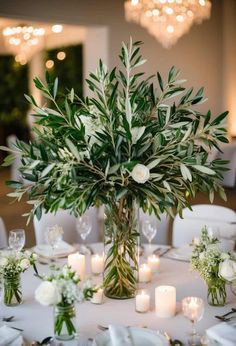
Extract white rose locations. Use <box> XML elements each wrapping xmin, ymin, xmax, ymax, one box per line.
<box><xmin>131</xmin><ymin>164</ymin><xmax>150</xmax><ymax>184</ymax></box>
<box><xmin>20</xmin><ymin>258</ymin><xmax>30</xmax><ymax>270</ymax></box>
<box><xmin>35</xmin><ymin>281</ymin><xmax>61</xmax><ymax>306</ymax></box>
<box><xmin>0</xmin><ymin>258</ymin><xmax>8</xmax><ymax>267</ymax></box>
<box><xmin>219</xmin><ymin>259</ymin><xmax>236</xmax><ymax>282</ymax></box>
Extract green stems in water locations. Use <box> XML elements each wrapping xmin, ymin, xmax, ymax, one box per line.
<box><xmin>103</xmin><ymin>198</ymin><xmax>139</xmax><ymax>299</ymax></box>
<box><xmin>54</xmin><ymin>303</ymin><xmax>76</xmax><ymax>340</ymax></box>
<box><xmin>207</xmin><ymin>280</ymin><xmax>226</xmax><ymax>306</ymax></box>
<box><xmin>4</xmin><ymin>273</ymin><xmax>22</xmax><ymax>306</ymax></box>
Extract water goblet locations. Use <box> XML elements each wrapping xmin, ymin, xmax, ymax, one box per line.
<box><xmin>76</xmin><ymin>214</ymin><xmax>92</xmax><ymax>254</ymax></box>
<box><xmin>182</xmin><ymin>296</ymin><xmax>204</xmax><ymax>346</ymax></box>
<box><xmin>45</xmin><ymin>224</ymin><xmax>63</xmax><ymax>258</ymax></box>
<box><xmin>8</xmin><ymin>229</ymin><xmax>25</xmax><ymax>252</ymax></box>
<box><xmin>142</xmin><ymin>220</ymin><xmax>157</xmax><ymax>254</ymax></box>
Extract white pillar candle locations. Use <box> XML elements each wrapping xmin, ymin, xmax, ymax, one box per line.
<box><xmin>91</xmin><ymin>288</ymin><xmax>104</xmax><ymax>304</ymax></box>
<box><xmin>155</xmin><ymin>285</ymin><xmax>176</xmax><ymax>318</ymax></box>
<box><xmin>135</xmin><ymin>290</ymin><xmax>150</xmax><ymax>313</ymax></box>
<box><xmin>68</xmin><ymin>252</ymin><xmax>85</xmax><ymax>281</ymax></box>
<box><xmin>139</xmin><ymin>263</ymin><xmax>152</xmax><ymax>283</ymax></box>
<box><xmin>91</xmin><ymin>254</ymin><xmax>104</xmax><ymax>275</ymax></box>
<box><xmin>148</xmin><ymin>254</ymin><xmax>160</xmax><ymax>272</ymax></box>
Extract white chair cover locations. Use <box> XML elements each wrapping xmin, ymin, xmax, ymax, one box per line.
<box><xmin>172</xmin><ymin>204</ymin><xmax>236</xmax><ymax>247</ymax></box>
<box><xmin>217</xmin><ymin>143</ymin><xmax>236</xmax><ymax>188</ymax></box>
<box><xmin>33</xmin><ymin>207</ymin><xmax>101</xmax><ymax>245</ymax></box>
<box><xmin>0</xmin><ymin>217</ymin><xmax>7</xmax><ymax>248</ymax></box>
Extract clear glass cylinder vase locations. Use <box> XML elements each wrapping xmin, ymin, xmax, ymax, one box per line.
<box><xmin>54</xmin><ymin>303</ymin><xmax>77</xmax><ymax>340</ymax></box>
<box><xmin>4</xmin><ymin>273</ymin><xmax>22</xmax><ymax>306</ymax></box>
<box><xmin>207</xmin><ymin>280</ymin><xmax>226</xmax><ymax>306</ymax></box>
<box><xmin>103</xmin><ymin>197</ymin><xmax>139</xmax><ymax>299</ymax></box>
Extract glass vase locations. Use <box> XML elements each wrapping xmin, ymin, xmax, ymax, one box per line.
<box><xmin>4</xmin><ymin>273</ymin><xmax>22</xmax><ymax>306</ymax></box>
<box><xmin>54</xmin><ymin>303</ymin><xmax>77</xmax><ymax>340</ymax></box>
<box><xmin>103</xmin><ymin>197</ymin><xmax>139</xmax><ymax>299</ymax></box>
<box><xmin>207</xmin><ymin>280</ymin><xmax>226</xmax><ymax>306</ymax></box>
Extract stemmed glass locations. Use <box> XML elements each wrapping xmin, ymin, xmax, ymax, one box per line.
<box><xmin>142</xmin><ymin>220</ymin><xmax>157</xmax><ymax>254</ymax></box>
<box><xmin>76</xmin><ymin>214</ymin><xmax>92</xmax><ymax>254</ymax></box>
<box><xmin>182</xmin><ymin>296</ymin><xmax>204</xmax><ymax>346</ymax></box>
<box><xmin>45</xmin><ymin>225</ymin><xmax>63</xmax><ymax>258</ymax></box>
<box><xmin>8</xmin><ymin>229</ymin><xmax>25</xmax><ymax>252</ymax></box>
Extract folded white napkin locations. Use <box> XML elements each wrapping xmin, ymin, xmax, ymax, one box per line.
<box><xmin>0</xmin><ymin>325</ymin><xmax>22</xmax><ymax>346</ymax></box>
<box><xmin>34</xmin><ymin>240</ymin><xmax>75</xmax><ymax>258</ymax></box>
<box><xmin>109</xmin><ymin>325</ymin><xmax>134</xmax><ymax>346</ymax></box>
<box><xmin>206</xmin><ymin>322</ymin><xmax>236</xmax><ymax>346</ymax></box>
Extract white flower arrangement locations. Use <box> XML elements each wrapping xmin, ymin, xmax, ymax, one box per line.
<box><xmin>0</xmin><ymin>250</ymin><xmax>38</xmax><ymax>277</ymax></box>
<box><xmin>35</xmin><ymin>265</ymin><xmax>94</xmax><ymax>307</ymax></box>
<box><xmin>191</xmin><ymin>227</ymin><xmax>236</xmax><ymax>305</ymax></box>
<box><xmin>191</xmin><ymin>227</ymin><xmax>236</xmax><ymax>283</ymax></box>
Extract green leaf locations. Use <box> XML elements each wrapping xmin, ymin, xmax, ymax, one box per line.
<box><xmin>41</xmin><ymin>163</ymin><xmax>56</xmax><ymax>178</ymax></box>
<box><xmin>192</xmin><ymin>165</ymin><xmax>216</xmax><ymax>175</ymax></box>
<box><xmin>53</xmin><ymin>77</ymin><xmax>58</xmax><ymax>98</ymax></box>
<box><xmin>65</xmin><ymin>138</ymin><xmax>81</xmax><ymax>162</ymax></box>
<box><xmin>180</xmin><ymin>163</ymin><xmax>192</xmax><ymax>182</ymax></box>
<box><xmin>157</xmin><ymin>72</ymin><xmax>164</xmax><ymax>91</ymax></box>
<box><xmin>147</xmin><ymin>158</ymin><xmax>161</xmax><ymax>170</ymax></box>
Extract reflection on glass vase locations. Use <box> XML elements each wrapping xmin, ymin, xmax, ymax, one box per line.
<box><xmin>103</xmin><ymin>197</ymin><xmax>139</xmax><ymax>299</ymax></box>
<box><xmin>4</xmin><ymin>273</ymin><xmax>22</xmax><ymax>306</ymax></box>
<box><xmin>54</xmin><ymin>303</ymin><xmax>77</xmax><ymax>340</ymax></box>
<box><xmin>207</xmin><ymin>280</ymin><xmax>226</xmax><ymax>306</ymax></box>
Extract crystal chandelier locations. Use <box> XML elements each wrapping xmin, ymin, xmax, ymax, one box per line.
<box><xmin>124</xmin><ymin>0</ymin><xmax>212</xmax><ymax>48</ymax></box>
<box><xmin>2</xmin><ymin>24</ymin><xmax>45</xmax><ymax>65</ymax></box>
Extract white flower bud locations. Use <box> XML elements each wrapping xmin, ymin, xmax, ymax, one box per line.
<box><xmin>131</xmin><ymin>164</ymin><xmax>150</xmax><ymax>184</ymax></box>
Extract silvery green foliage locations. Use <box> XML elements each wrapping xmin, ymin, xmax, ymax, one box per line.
<box><xmin>1</xmin><ymin>38</ymin><xmax>228</xmax><ymax>222</ymax></box>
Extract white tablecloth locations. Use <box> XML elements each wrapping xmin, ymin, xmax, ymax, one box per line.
<box><xmin>2</xmin><ymin>243</ymin><xmax>235</xmax><ymax>345</ymax></box>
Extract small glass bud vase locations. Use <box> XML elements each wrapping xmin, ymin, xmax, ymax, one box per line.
<box><xmin>54</xmin><ymin>303</ymin><xmax>77</xmax><ymax>340</ymax></box>
<box><xmin>207</xmin><ymin>280</ymin><xmax>226</xmax><ymax>306</ymax></box>
<box><xmin>4</xmin><ymin>273</ymin><xmax>22</xmax><ymax>306</ymax></box>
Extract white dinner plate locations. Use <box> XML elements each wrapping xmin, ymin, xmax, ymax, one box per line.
<box><xmin>94</xmin><ymin>327</ymin><xmax>168</xmax><ymax>346</ymax></box>
<box><xmin>165</xmin><ymin>244</ymin><xmax>192</xmax><ymax>262</ymax></box>
<box><xmin>33</xmin><ymin>240</ymin><xmax>75</xmax><ymax>259</ymax></box>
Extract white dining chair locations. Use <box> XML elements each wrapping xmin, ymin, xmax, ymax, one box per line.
<box><xmin>172</xmin><ymin>204</ymin><xmax>236</xmax><ymax>248</ymax></box>
<box><xmin>217</xmin><ymin>143</ymin><xmax>236</xmax><ymax>188</ymax></box>
<box><xmin>0</xmin><ymin>217</ymin><xmax>8</xmax><ymax>248</ymax></box>
<box><xmin>139</xmin><ymin>210</ymin><xmax>170</xmax><ymax>245</ymax></box>
<box><xmin>33</xmin><ymin>207</ymin><xmax>101</xmax><ymax>245</ymax></box>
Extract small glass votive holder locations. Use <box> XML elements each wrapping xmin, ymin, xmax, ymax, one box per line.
<box><xmin>91</xmin><ymin>288</ymin><xmax>104</xmax><ymax>304</ymax></box>
<box><xmin>135</xmin><ymin>289</ymin><xmax>150</xmax><ymax>313</ymax></box>
<box><xmin>91</xmin><ymin>254</ymin><xmax>104</xmax><ymax>276</ymax></box>
<box><xmin>147</xmin><ymin>254</ymin><xmax>160</xmax><ymax>273</ymax></box>
<box><xmin>138</xmin><ymin>263</ymin><xmax>152</xmax><ymax>283</ymax></box>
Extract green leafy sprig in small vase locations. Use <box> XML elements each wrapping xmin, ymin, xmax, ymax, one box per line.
<box><xmin>191</xmin><ymin>227</ymin><xmax>236</xmax><ymax>306</ymax></box>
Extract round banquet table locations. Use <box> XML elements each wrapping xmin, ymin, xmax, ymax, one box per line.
<box><xmin>2</xmin><ymin>243</ymin><xmax>235</xmax><ymax>345</ymax></box>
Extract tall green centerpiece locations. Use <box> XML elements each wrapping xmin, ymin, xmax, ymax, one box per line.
<box><xmin>1</xmin><ymin>39</ymin><xmax>228</xmax><ymax>299</ymax></box>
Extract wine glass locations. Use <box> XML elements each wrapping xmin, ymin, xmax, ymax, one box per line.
<box><xmin>182</xmin><ymin>296</ymin><xmax>204</xmax><ymax>346</ymax></box>
<box><xmin>76</xmin><ymin>214</ymin><xmax>92</xmax><ymax>254</ymax></box>
<box><xmin>8</xmin><ymin>229</ymin><xmax>25</xmax><ymax>252</ymax></box>
<box><xmin>45</xmin><ymin>225</ymin><xmax>63</xmax><ymax>258</ymax></box>
<box><xmin>142</xmin><ymin>219</ymin><xmax>157</xmax><ymax>254</ymax></box>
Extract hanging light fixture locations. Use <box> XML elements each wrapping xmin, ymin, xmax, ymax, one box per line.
<box><xmin>2</xmin><ymin>24</ymin><xmax>45</xmax><ymax>65</ymax></box>
<box><xmin>124</xmin><ymin>0</ymin><xmax>212</xmax><ymax>48</ymax></box>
